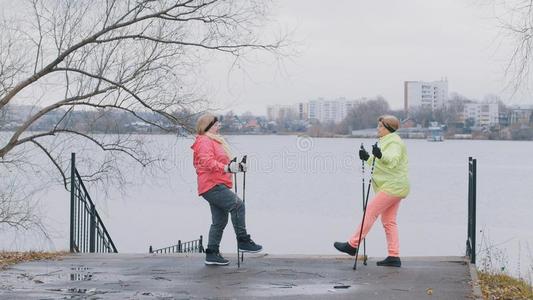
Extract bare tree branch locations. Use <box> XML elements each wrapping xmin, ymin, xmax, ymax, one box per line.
<box><xmin>30</xmin><ymin>139</ymin><xmax>68</xmax><ymax>189</ymax></box>
<box><xmin>0</xmin><ymin>0</ymin><xmax>288</xmax><ymax>230</ymax></box>
<box><xmin>0</xmin><ymin>86</ymin><xmax>116</xmax><ymax>158</ymax></box>
<box><xmin>493</xmin><ymin>0</ymin><xmax>533</xmax><ymax>92</ymax></box>
<box><xmin>17</xmin><ymin>128</ymin><xmax>154</xmax><ymax>166</ymax></box>
<box><xmin>0</xmin><ymin>181</ymin><xmax>44</xmax><ymax>231</ymax></box>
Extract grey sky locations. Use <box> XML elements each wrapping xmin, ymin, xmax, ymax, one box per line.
<box><xmin>206</xmin><ymin>0</ymin><xmax>526</xmax><ymax>115</ymax></box>
<box><xmin>0</xmin><ymin>0</ymin><xmax>527</xmax><ymax>115</ymax></box>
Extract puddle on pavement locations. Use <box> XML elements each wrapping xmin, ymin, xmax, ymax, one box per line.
<box><xmin>69</xmin><ymin>266</ymin><xmax>93</xmax><ymax>281</ymax></box>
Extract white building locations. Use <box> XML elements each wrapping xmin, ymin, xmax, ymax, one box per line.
<box><xmin>295</xmin><ymin>102</ymin><xmax>309</xmax><ymax>120</ymax></box>
<box><xmin>404</xmin><ymin>79</ymin><xmax>448</xmax><ymax>112</ymax></box>
<box><xmin>308</xmin><ymin>97</ymin><xmax>359</xmax><ymax>124</ymax></box>
<box><xmin>463</xmin><ymin>102</ymin><xmax>499</xmax><ymax>127</ymax></box>
<box><xmin>266</xmin><ymin>104</ymin><xmax>296</xmax><ymax>122</ymax></box>
<box><xmin>509</xmin><ymin>106</ymin><xmax>533</xmax><ymax>125</ymax></box>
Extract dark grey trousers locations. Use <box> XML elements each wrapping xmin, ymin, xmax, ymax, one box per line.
<box><xmin>201</xmin><ymin>184</ymin><xmax>247</xmax><ymax>251</ymax></box>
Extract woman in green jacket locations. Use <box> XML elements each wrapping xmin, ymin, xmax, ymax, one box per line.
<box><xmin>334</xmin><ymin>115</ymin><xmax>410</xmax><ymax>267</ymax></box>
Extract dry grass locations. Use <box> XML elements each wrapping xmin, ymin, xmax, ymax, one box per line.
<box><xmin>0</xmin><ymin>251</ymin><xmax>66</xmax><ymax>270</ymax></box>
<box><xmin>479</xmin><ymin>272</ymin><xmax>533</xmax><ymax>300</ymax></box>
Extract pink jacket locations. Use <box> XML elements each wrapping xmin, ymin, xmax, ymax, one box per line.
<box><xmin>191</xmin><ymin>135</ymin><xmax>232</xmax><ymax>195</ymax></box>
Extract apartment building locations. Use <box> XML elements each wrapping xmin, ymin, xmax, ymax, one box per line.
<box><xmin>404</xmin><ymin>79</ymin><xmax>448</xmax><ymax>113</ymax></box>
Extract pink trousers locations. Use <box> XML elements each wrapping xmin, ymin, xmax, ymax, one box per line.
<box><xmin>348</xmin><ymin>191</ymin><xmax>403</xmax><ymax>257</ymax></box>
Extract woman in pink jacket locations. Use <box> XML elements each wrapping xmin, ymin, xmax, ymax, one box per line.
<box><xmin>191</xmin><ymin>113</ymin><xmax>262</xmax><ymax>266</ymax></box>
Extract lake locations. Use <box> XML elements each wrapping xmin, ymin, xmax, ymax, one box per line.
<box><xmin>1</xmin><ymin>134</ymin><xmax>532</xmax><ymax>277</ymax></box>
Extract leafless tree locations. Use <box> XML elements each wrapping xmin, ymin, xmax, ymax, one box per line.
<box><xmin>0</xmin><ymin>182</ymin><xmax>44</xmax><ymax>232</ymax></box>
<box><xmin>0</xmin><ymin>104</ymin><xmax>8</xmax><ymax>130</ymax></box>
<box><xmin>487</xmin><ymin>0</ymin><xmax>533</xmax><ymax>91</ymax></box>
<box><xmin>339</xmin><ymin>96</ymin><xmax>391</xmax><ymax>132</ymax></box>
<box><xmin>0</xmin><ymin>0</ymin><xmax>286</xmax><ymax>229</ymax></box>
<box><xmin>0</xmin><ymin>145</ymin><xmax>51</xmax><ymax>232</ymax></box>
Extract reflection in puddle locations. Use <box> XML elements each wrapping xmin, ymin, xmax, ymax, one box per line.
<box><xmin>70</xmin><ymin>266</ymin><xmax>93</xmax><ymax>281</ymax></box>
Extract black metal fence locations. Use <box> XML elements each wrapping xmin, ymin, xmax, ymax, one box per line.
<box><xmin>466</xmin><ymin>157</ymin><xmax>477</xmax><ymax>264</ymax></box>
<box><xmin>149</xmin><ymin>236</ymin><xmax>204</xmax><ymax>254</ymax></box>
<box><xmin>70</xmin><ymin>153</ymin><xmax>117</xmax><ymax>253</ymax></box>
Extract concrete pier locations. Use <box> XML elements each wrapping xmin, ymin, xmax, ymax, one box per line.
<box><xmin>0</xmin><ymin>253</ymin><xmax>476</xmax><ymax>299</ymax></box>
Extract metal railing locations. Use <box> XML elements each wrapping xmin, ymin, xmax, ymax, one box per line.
<box><xmin>466</xmin><ymin>156</ymin><xmax>477</xmax><ymax>264</ymax></box>
<box><xmin>149</xmin><ymin>236</ymin><xmax>204</xmax><ymax>254</ymax></box>
<box><xmin>70</xmin><ymin>153</ymin><xmax>117</xmax><ymax>253</ymax></box>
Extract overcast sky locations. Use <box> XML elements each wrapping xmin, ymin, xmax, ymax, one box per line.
<box><xmin>204</xmin><ymin>0</ymin><xmax>530</xmax><ymax>115</ymax></box>
<box><xmin>1</xmin><ymin>0</ymin><xmax>529</xmax><ymax>115</ymax></box>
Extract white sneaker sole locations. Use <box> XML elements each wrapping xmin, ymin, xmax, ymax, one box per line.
<box><xmin>238</xmin><ymin>248</ymin><xmax>263</xmax><ymax>254</ymax></box>
<box><xmin>204</xmin><ymin>261</ymin><xmax>229</xmax><ymax>266</ymax></box>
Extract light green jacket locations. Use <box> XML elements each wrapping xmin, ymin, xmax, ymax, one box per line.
<box><xmin>366</xmin><ymin>132</ymin><xmax>410</xmax><ymax>198</ymax></box>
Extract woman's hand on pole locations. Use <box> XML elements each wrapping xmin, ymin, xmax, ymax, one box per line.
<box><xmin>359</xmin><ymin>145</ymin><xmax>370</xmax><ymax>161</ymax></box>
<box><xmin>225</xmin><ymin>158</ymin><xmax>242</xmax><ymax>173</ymax></box>
<box><xmin>372</xmin><ymin>143</ymin><xmax>382</xmax><ymax>159</ymax></box>
<box><xmin>239</xmin><ymin>155</ymin><xmax>248</xmax><ymax>172</ymax></box>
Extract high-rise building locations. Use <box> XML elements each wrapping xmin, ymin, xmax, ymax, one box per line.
<box><xmin>404</xmin><ymin>79</ymin><xmax>448</xmax><ymax>113</ymax></box>
<box><xmin>267</xmin><ymin>98</ymin><xmax>360</xmax><ymax>124</ymax></box>
<box><xmin>308</xmin><ymin>97</ymin><xmax>359</xmax><ymax>124</ymax></box>
<box><xmin>295</xmin><ymin>102</ymin><xmax>309</xmax><ymax>120</ymax></box>
<box><xmin>266</xmin><ymin>104</ymin><xmax>296</xmax><ymax>121</ymax></box>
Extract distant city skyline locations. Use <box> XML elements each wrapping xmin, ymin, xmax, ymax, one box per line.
<box><xmin>202</xmin><ymin>0</ymin><xmax>533</xmax><ymax>115</ymax></box>
<box><xmin>2</xmin><ymin>0</ymin><xmax>533</xmax><ymax>116</ymax></box>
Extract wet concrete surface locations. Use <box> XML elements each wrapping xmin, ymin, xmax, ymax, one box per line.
<box><xmin>0</xmin><ymin>253</ymin><xmax>474</xmax><ymax>299</ymax></box>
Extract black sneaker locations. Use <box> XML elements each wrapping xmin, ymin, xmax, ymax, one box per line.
<box><xmin>333</xmin><ymin>242</ymin><xmax>357</xmax><ymax>256</ymax></box>
<box><xmin>204</xmin><ymin>249</ymin><xmax>229</xmax><ymax>266</ymax></box>
<box><xmin>238</xmin><ymin>235</ymin><xmax>263</xmax><ymax>253</ymax></box>
<box><xmin>376</xmin><ymin>256</ymin><xmax>401</xmax><ymax>267</ymax></box>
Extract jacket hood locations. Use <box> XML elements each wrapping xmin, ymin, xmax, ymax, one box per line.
<box><xmin>191</xmin><ymin>135</ymin><xmax>209</xmax><ymax>151</ymax></box>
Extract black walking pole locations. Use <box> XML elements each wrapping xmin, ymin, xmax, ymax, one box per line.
<box><xmin>229</xmin><ymin>157</ymin><xmax>241</xmax><ymax>268</ymax></box>
<box><xmin>233</xmin><ymin>157</ymin><xmax>238</xmax><ymax>195</ymax></box>
<box><xmin>354</xmin><ymin>147</ymin><xmax>377</xmax><ymax>270</ymax></box>
<box><xmin>240</xmin><ymin>155</ymin><xmax>247</xmax><ymax>263</ymax></box>
<box><xmin>360</xmin><ymin>144</ymin><xmax>367</xmax><ymax>266</ymax></box>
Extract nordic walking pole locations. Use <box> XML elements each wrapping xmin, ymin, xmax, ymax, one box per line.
<box><xmin>229</xmin><ymin>157</ymin><xmax>241</xmax><ymax>268</ymax></box>
<box><xmin>354</xmin><ymin>147</ymin><xmax>377</xmax><ymax>270</ymax></box>
<box><xmin>241</xmin><ymin>155</ymin><xmax>247</xmax><ymax>203</ymax></box>
<box><xmin>240</xmin><ymin>155</ymin><xmax>247</xmax><ymax>263</ymax></box>
<box><xmin>360</xmin><ymin>144</ymin><xmax>367</xmax><ymax>266</ymax></box>
<box><xmin>233</xmin><ymin>157</ymin><xmax>238</xmax><ymax>196</ymax></box>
